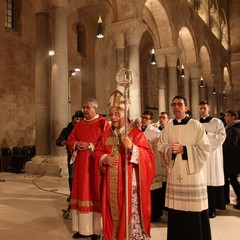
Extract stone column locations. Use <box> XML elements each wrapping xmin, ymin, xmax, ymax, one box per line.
<box><xmin>115</xmin><ymin>31</ymin><xmax>125</xmax><ymax>69</ymax></box>
<box><xmin>218</xmin><ymin>91</ymin><xmax>225</xmax><ymax>114</ymax></box>
<box><xmin>212</xmin><ymin>91</ymin><xmax>218</xmax><ymax>117</ymax></box>
<box><xmin>199</xmin><ymin>80</ymin><xmax>206</xmax><ymax>101</ymax></box>
<box><xmin>206</xmin><ymin>74</ymin><xmax>215</xmax><ymax>113</ymax></box>
<box><xmin>26</xmin><ymin>2</ymin><xmax>69</xmax><ymax>177</ymax></box>
<box><xmin>166</xmin><ymin>52</ymin><xmax>179</xmax><ymax>118</ymax></box>
<box><xmin>51</xmin><ymin>5</ymin><xmax>69</xmax><ymax>157</ymax></box>
<box><xmin>114</xmin><ymin>31</ymin><xmax>125</xmax><ymax>93</ymax></box>
<box><xmin>182</xmin><ymin>68</ymin><xmax>190</xmax><ymax>105</ymax></box>
<box><xmin>200</xmin><ymin>74</ymin><xmax>210</xmax><ymax>101</ymax></box>
<box><xmin>189</xmin><ymin>64</ymin><xmax>200</xmax><ymax>119</ymax></box>
<box><xmin>155</xmin><ymin>52</ymin><xmax>166</xmax><ymax>112</ymax></box>
<box><xmin>126</xmin><ymin>20</ymin><xmax>147</xmax><ymax>120</ymax></box>
<box><xmin>35</xmin><ymin>12</ymin><xmax>51</xmax><ymax>156</ymax></box>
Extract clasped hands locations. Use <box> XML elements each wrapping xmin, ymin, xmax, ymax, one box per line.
<box><xmin>160</xmin><ymin>142</ymin><xmax>183</xmax><ymax>165</ymax></box>
<box><xmin>103</xmin><ymin>136</ymin><xmax>133</xmax><ymax>167</ymax></box>
<box><xmin>171</xmin><ymin>142</ymin><xmax>183</xmax><ymax>155</ymax></box>
<box><xmin>75</xmin><ymin>141</ymin><xmax>89</xmax><ymax>151</ymax></box>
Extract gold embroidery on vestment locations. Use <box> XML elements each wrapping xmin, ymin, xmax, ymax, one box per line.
<box><xmin>109</xmin><ymin>134</ymin><xmax>120</xmax><ymax>239</ymax></box>
<box><xmin>106</xmin><ymin>124</ymin><xmax>135</xmax><ymax>238</ymax></box>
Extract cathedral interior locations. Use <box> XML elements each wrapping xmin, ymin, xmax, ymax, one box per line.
<box><xmin>0</xmin><ymin>0</ymin><xmax>240</xmax><ymax>177</ymax></box>
<box><xmin>0</xmin><ymin>1</ymin><xmax>240</xmax><ymax>239</ymax></box>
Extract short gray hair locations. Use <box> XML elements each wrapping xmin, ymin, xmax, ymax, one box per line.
<box><xmin>83</xmin><ymin>98</ymin><xmax>98</xmax><ymax>108</ymax></box>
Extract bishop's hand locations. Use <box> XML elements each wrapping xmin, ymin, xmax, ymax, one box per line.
<box><xmin>122</xmin><ymin>136</ymin><xmax>133</xmax><ymax>150</ymax></box>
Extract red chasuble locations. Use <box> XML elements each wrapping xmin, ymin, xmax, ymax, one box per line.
<box><xmin>95</xmin><ymin>123</ymin><xmax>155</xmax><ymax>240</ymax></box>
<box><xmin>67</xmin><ymin>116</ymin><xmax>110</xmax><ymax>213</ymax></box>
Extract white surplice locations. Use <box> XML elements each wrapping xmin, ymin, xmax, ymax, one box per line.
<box><xmin>159</xmin><ymin>118</ymin><xmax>211</xmax><ymax>212</ymax></box>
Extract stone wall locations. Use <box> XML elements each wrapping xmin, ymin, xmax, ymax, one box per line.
<box><xmin>0</xmin><ymin>1</ymin><xmax>36</xmax><ymax>148</ymax></box>
<box><xmin>0</xmin><ymin>0</ymin><xmax>240</xmax><ymax>151</ymax></box>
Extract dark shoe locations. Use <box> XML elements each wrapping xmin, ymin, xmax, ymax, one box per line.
<box><xmin>233</xmin><ymin>204</ymin><xmax>240</xmax><ymax>210</ymax></box>
<box><xmin>91</xmin><ymin>234</ymin><xmax>101</xmax><ymax>240</ymax></box>
<box><xmin>209</xmin><ymin>211</ymin><xmax>216</xmax><ymax>218</ymax></box>
<box><xmin>72</xmin><ymin>232</ymin><xmax>91</xmax><ymax>239</ymax></box>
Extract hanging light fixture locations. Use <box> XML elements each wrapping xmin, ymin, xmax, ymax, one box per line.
<box><xmin>179</xmin><ymin>27</ymin><xmax>186</xmax><ymax>78</ymax></box>
<box><xmin>180</xmin><ymin>64</ymin><xmax>185</xmax><ymax>78</ymax></box>
<box><xmin>200</xmin><ymin>76</ymin><xmax>204</xmax><ymax>87</ymax></box>
<box><xmin>213</xmin><ymin>87</ymin><xmax>216</xmax><ymax>95</ymax></box>
<box><xmin>69</xmin><ymin>68</ymin><xmax>80</xmax><ymax>77</ymax></box>
<box><xmin>97</xmin><ymin>16</ymin><xmax>104</xmax><ymax>38</ymax></box>
<box><xmin>151</xmin><ymin>48</ymin><xmax>156</xmax><ymax>65</ymax></box>
<box><xmin>223</xmin><ymin>90</ymin><xmax>226</xmax><ymax>99</ymax></box>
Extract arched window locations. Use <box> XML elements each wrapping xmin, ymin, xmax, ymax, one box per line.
<box><xmin>5</xmin><ymin>0</ymin><xmax>14</xmax><ymax>28</ymax></box>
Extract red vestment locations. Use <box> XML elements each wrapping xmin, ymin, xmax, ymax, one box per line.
<box><xmin>95</xmin><ymin>123</ymin><xmax>155</xmax><ymax>240</ymax></box>
<box><xmin>67</xmin><ymin>116</ymin><xmax>110</xmax><ymax>213</ymax></box>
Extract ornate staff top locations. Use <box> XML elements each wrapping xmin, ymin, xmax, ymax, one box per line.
<box><xmin>116</xmin><ymin>68</ymin><xmax>133</xmax><ymax>89</ymax></box>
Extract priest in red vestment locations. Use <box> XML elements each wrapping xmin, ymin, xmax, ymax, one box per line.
<box><xmin>95</xmin><ymin>90</ymin><xmax>155</xmax><ymax>240</ymax></box>
<box><xmin>67</xmin><ymin>98</ymin><xmax>110</xmax><ymax>240</ymax></box>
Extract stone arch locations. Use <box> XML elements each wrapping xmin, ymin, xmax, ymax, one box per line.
<box><xmin>223</xmin><ymin>65</ymin><xmax>231</xmax><ymax>90</ymax></box>
<box><xmin>217</xmin><ymin>65</ymin><xmax>231</xmax><ymax>112</ymax></box>
<box><xmin>223</xmin><ymin>65</ymin><xmax>232</xmax><ymax>109</ymax></box>
<box><xmin>177</xmin><ymin>26</ymin><xmax>198</xmax><ymax>108</ymax></box>
<box><xmin>144</xmin><ymin>0</ymin><xmax>174</xmax><ymax>48</ymax></box>
<box><xmin>199</xmin><ymin>45</ymin><xmax>212</xmax><ymax>85</ymax></box>
<box><xmin>178</xmin><ymin>26</ymin><xmax>197</xmax><ymax>67</ymax></box>
<box><xmin>140</xmin><ymin>30</ymin><xmax>158</xmax><ymax>115</ymax></box>
<box><xmin>199</xmin><ymin>44</ymin><xmax>213</xmax><ymax>103</ymax></box>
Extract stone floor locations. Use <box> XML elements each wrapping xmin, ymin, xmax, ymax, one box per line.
<box><xmin>0</xmin><ymin>172</ymin><xmax>239</xmax><ymax>240</ymax></box>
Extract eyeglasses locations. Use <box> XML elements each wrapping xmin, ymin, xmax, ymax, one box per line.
<box><xmin>141</xmin><ymin>116</ymin><xmax>151</xmax><ymax>120</ymax></box>
<box><xmin>171</xmin><ymin>102</ymin><xmax>184</xmax><ymax>107</ymax></box>
<box><xmin>82</xmin><ymin>106</ymin><xmax>94</xmax><ymax>110</ymax></box>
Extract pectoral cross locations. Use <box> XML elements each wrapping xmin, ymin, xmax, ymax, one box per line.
<box><xmin>113</xmin><ymin>134</ymin><xmax>123</xmax><ymax>153</ymax></box>
<box><xmin>113</xmin><ymin>136</ymin><xmax>119</xmax><ymax>152</ymax></box>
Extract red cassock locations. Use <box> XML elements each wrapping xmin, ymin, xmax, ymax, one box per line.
<box><xmin>67</xmin><ymin>116</ymin><xmax>110</xmax><ymax>213</ymax></box>
<box><xmin>95</xmin><ymin>124</ymin><xmax>155</xmax><ymax>240</ymax></box>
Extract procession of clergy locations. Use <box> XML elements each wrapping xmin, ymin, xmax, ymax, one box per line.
<box><xmin>63</xmin><ymin>87</ymin><xmax>240</xmax><ymax>240</ymax></box>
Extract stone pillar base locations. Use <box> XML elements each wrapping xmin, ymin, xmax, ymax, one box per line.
<box><xmin>25</xmin><ymin>155</ymin><xmax>68</xmax><ymax>177</ymax></box>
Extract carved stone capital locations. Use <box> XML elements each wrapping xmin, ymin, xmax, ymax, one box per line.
<box><xmin>109</xmin><ymin>19</ymin><xmax>147</xmax><ymax>47</ymax></box>
<box><xmin>113</xmin><ymin>31</ymin><xmax>125</xmax><ymax>49</ymax></box>
<box><xmin>125</xmin><ymin>20</ymin><xmax>147</xmax><ymax>46</ymax></box>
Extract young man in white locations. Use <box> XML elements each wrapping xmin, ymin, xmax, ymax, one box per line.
<box><xmin>199</xmin><ymin>100</ymin><xmax>226</xmax><ymax>218</ymax></box>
